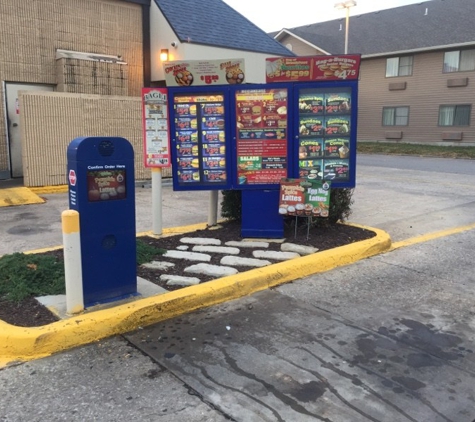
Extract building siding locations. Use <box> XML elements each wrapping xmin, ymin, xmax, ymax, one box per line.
<box><xmin>278</xmin><ymin>34</ymin><xmax>326</xmax><ymax>56</ymax></box>
<box><xmin>0</xmin><ymin>0</ymin><xmax>144</xmax><ymax>178</ymax></box>
<box><xmin>359</xmin><ymin>51</ymin><xmax>475</xmax><ymax>145</ymax></box>
<box><xmin>19</xmin><ymin>91</ymin><xmax>168</xmax><ymax>187</ymax></box>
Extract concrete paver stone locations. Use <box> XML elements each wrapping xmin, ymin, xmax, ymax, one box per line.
<box><xmin>180</xmin><ymin>237</ymin><xmax>221</xmax><ymax>246</ymax></box>
<box><xmin>164</xmin><ymin>250</ymin><xmax>212</xmax><ymax>262</ymax></box>
<box><xmin>220</xmin><ymin>256</ymin><xmax>272</xmax><ymax>268</ymax></box>
<box><xmin>252</xmin><ymin>250</ymin><xmax>301</xmax><ymax>260</ymax></box>
<box><xmin>141</xmin><ymin>261</ymin><xmax>176</xmax><ymax>270</ymax></box>
<box><xmin>184</xmin><ymin>263</ymin><xmax>239</xmax><ymax>277</ymax></box>
<box><xmin>281</xmin><ymin>242</ymin><xmax>319</xmax><ymax>255</ymax></box>
<box><xmin>160</xmin><ymin>275</ymin><xmax>201</xmax><ymax>286</ymax></box>
<box><xmin>225</xmin><ymin>240</ymin><xmax>270</xmax><ymax>248</ymax></box>
<box><xmin>192</xmin><ymin>245</ymin><xmax>240</xmax><ymax>255</ymax></box>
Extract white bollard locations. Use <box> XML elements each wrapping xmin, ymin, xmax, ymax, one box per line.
<box><xmin>208</xmin><ymin>190</ymin><xmax>218</xmax><ymax>227</ymax></box>
<box><xmin>61</xmin><ymin>210</ymin><xmax>84</xmax><ymax>315</ymax></box>
<box><xmin>152</xmin><ymin>167</ymin><xmax>163</xmax><ymax>235</ymax></box>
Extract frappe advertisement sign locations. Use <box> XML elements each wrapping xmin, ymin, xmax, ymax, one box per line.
<box><xmin>279</xmin><ymin>178</ymin><xmax>331</xmax><ymax>217</ymax></box>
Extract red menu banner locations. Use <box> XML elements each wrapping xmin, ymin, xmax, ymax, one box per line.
<box><xmin>266</xmin><ymin>55</ymin><xmax>361</xmax><ymax>83</ymax></box>
<box><xmin>235</xmin><ymin>89</ymin><xmax>289</xmax><ymax>185</ymax></box>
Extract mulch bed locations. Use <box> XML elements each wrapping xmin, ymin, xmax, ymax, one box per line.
<box><xmin>0</xmin><ymin>219</ymin><xmax>375</xmax><ymax>328</ymax></box>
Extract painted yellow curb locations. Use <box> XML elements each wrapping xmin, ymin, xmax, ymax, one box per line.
<box><xmin>0</xmin><ymin>187</ymin><xmax>45</xmax><ymax>207</ymax></box>
<box><xmin>390</xmin><ymin>222</ymin><xmax>475</xmax><ymax>251</ymax></box>
<box><xmin>29</xmin><ymin>185</ymin><xmax>68</xmax><ymax>194</ymax></box>
<box><xmin>0</xmin><ymin>225</ymin><xmax>391</xmax><ymax>367</ymax></box>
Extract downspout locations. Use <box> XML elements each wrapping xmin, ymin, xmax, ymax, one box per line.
<box><xmin>142</xmin><ymin>3</ymin><xmax>151</xmax><ymax>88</ymax></box>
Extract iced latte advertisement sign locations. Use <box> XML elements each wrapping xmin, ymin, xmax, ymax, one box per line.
<box><xmin>87</xmin><ymin>168</ymin><xmax>127</xmax><ymax>202</ymax></box>
<box><xmin>279</xmin><ymin>178</ymin><xmax>331</xmax><ymax>217</ymax></box>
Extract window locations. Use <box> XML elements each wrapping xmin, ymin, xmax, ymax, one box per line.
<box><xmin>386</xmin><ymin>56</ymin><xmax>413</xmax><ymax>77</ymax></box>
<box><xmin>444</xmin><ymin>49</ymin><xmax>475</xmax><ymax>72</ymax></box>
<box><xmin>438</xmin><ymin>105</ymin><xmax>471</xmax><ymax>126</ymax></box>
<box><xmin>382</xmin><ymin>107</ymin><xmax>409</xmax><ymax>126</ymax></box>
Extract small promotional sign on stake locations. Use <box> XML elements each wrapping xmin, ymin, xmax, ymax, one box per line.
<box><xmin>279</xmin><ymin>178</ymin><xmax>331</xmax><ymax>239</ymax></box>
<box><xmin>279</xmin><ymin>178</ymin><xmax>331</xmax><ymax>217</ymax></box>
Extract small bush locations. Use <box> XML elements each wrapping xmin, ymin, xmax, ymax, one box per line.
<box><xmin>221</xmin><ymin>190</ymin><xmax>242</xmax><ymax>221</ymax></box>
<box><xmin>312</xmin><ymin>188</ymin><xmax>354</xmax><ymax>226</ymax></box>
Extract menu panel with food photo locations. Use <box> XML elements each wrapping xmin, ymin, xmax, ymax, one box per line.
<box><xmin>325</xmin><ymin>116</ymin><xmax>351</xmax><ymax>136</ymax></box>
<box><xmin>202</xmin><ymin>130</ymin><xmax>225</xmax><ymax>143</ymax></box>
<box><xmin>202</xmin><ymin>116</ymin><xmax>225</xmax><ymax>130</ymax></box>
<box><xmin>324</xmin><ymin>138</ymin><xmax>350</xmax><ymax>158</ymax></box>
<box><xmin>173</xmin><ymin>94</ymin><xmax>228</xmax><ymax>187</ymax></box>
<box><xmin>176</xmin><ymin>103</ymin><xmax>197</xmax><ymax>116</ymax></box>
<box><xmin>176</xmin><ymin>130</ymin><xmax>198</xmax><ymax>143</ymax></box>
<box><xmin>236</xmin><ymin>88</ymin><xmax>289</xmax><ymax>186</ymax></box>
<box><xmin>203</xmin><ymin>170</ymin><xmax>226</xmax><ymax>182</ymax></box>
<box><xmin>177</xmin><ymin>169</ymin><xmax>200</xmax><ymax>183</ymax></box>
<box><xmin>203</xmin><ymin>157</ymin><xmax>226</xmax><ymax>170</ymax></box>
<box><xmin>298</xmin><ymin>93</ymin><xmax>324</xmax><ymax>114</ymax></box>
<box><xmin>325</xmin><ymin>92</ymin><xmax>351</xmax><ymax>114</ymax></box>
<box><xmin>323</xmin><ymin>160</ymin><xmax>350</xmax><ymax>181</ymax></box>
<box><xmin>299</xmin><ymin>159</ymin><xmax>323</xmax><ymax>181</ymax></box>
<box><xmin>299</xmin><ymin>117</ymin><xmax>324</xmax><ymax>137</ymax></box>
<box><xmin>176</xmin><ymin>143</ymin><xmax>196</xmax><ymax>157</ymax></box>
<box><xmin>299</xmin><ymin>139</ymin><xmax>324</xmax><ymax>158</ymax></box>
<box><xmin>175</xmin><ymin>117</ymin><xmax>198</xmax><ymax>130</ymax></box>
<box><xmin>177</xmin><ymin>157</ymin><xmax>199</xmax><ymax>169</ymax></box>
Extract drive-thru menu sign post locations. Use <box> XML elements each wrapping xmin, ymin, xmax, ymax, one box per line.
<box><xmin>161</xmin><ymin>56</ymin><xmax>360</xmax><ymax>238</ymax></box>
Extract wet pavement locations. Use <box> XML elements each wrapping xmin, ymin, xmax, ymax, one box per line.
<box><xmin>1</xmin><ymin>155</ymin><xmax>475</xmax><ymax>421</ymax></box>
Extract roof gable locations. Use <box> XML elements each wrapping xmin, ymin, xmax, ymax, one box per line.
<box><xmin>154</xmin><ymin>0</ymin><xmax>294</xmax><ymax>57</ymax></box>
<box><xmin>277</xmin><ymin>0</ymin><xmax>475</xmax><ymax>56</ymax></box>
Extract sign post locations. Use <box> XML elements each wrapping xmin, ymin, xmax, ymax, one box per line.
<box><xmin>142</xmin><ymin>88</ymin><xmax>171</xmax><ymax>235</ymax></box>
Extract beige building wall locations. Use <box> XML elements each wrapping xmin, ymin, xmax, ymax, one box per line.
<box><xmin>0</xmin><ymin>0</ymin><xmax>145</xmax><ymax>177</ymax></box>
<box><xmin>19</xmin><ymin>91</ymin><xmax>160</xmax><ymax>187</ymax></box>
<box><xmin>358</xmin><ymin>51</ymin><xmax>475</xmax><ymax>145</ymax></box>
<box><xmin>277</xmin><ymin>34</ymin><xmax>327</xmax><ymax>56</ymax></box>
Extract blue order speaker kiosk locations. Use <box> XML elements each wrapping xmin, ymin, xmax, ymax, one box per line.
<box><xmin>67</xmin><ymin>136</ymin><xmax>137</xmax><ymax>307</ymax></box>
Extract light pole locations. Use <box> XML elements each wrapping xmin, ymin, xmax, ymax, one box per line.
<box><xmin>335</xmin><ymin>0</ymin><xmax>357</xmax><ymax>54</ymax></box>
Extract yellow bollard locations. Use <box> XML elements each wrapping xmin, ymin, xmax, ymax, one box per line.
<box><xmin>61</xmin><ymin>210</ymin><xmax>84</xmax><ymax>315</ymax></box>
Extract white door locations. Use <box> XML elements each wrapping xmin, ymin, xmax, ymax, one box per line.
<box><xmin>4</xmin><ymin>83</ymin><xmax>54</xmax><ymax>178</ymax></box>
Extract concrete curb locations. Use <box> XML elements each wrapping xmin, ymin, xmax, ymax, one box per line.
<box><xmin>0</xmin><ymin>224</ymin><xmax>391</xmax><ymax>367</ymax></box>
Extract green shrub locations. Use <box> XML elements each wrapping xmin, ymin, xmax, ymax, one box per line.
<box><xmin>221</xmin><ymin>190</ymin><xmax>242</xmax><ymax>221</ymax></box>
<box><xmin>312</xmin><ymin>188</ymin><xmax>354</xmax><ymax>226</ymax></box>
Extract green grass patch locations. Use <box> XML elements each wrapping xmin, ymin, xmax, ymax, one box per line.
<box><xmin>0</xmin><ymin>253</ymin><xmax>65</xmax><ymax>303</ymax></box>
<box><xmin>0</xmin><ymin>239</ymin><xmax>166</xmax><ymax>303</ymax></box>
<box><xmin>357</xmin><ymin>142</ymin><xmax>475</xmax><ymax>159</ymax></box>
<box><xmin>136</xmin><ymin>239</ymin><xmax>166</xmax><ymax>265</ymax></box>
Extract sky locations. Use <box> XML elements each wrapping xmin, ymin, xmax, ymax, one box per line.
<box><xmin>222</xmin><ymin>0</ymin><xmax>429</xmax><ymax>32</ymax></box>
